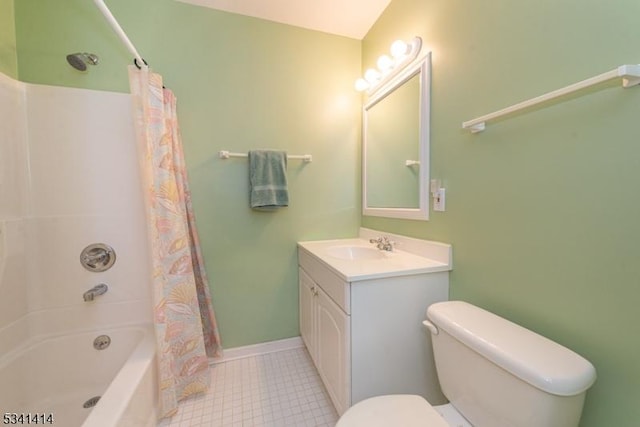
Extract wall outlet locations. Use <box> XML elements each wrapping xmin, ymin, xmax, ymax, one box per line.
<box><xmin>433</xmin><ymin>188</ymin><xmax>445</xmax><ymax>212</ymax></box>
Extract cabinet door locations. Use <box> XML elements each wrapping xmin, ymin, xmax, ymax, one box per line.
<box><xmin>299</xmin><ymin>268</ymin><xmax>317</xmax><ymax>362</ymax></box>
<box><xmin>316</xmin><ymin>286</ymin><xmax>351</xmax><ymax>415</ymax></box>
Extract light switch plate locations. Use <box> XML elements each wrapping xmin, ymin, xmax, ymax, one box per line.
<box><xmin>433</xmin><ymin>188</ymin><xmax>445</xmax><ymax>212</ymax></box>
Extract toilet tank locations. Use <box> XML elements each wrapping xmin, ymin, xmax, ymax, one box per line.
<box><xmin>426</xmin><ymin>301</ymin><xmax>596</xmax><ymax>427</ymax></box>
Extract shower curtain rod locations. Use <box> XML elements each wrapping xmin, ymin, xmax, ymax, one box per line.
<box><xmin>93</xmin><ymin>0</ymin><xmax>147</xmax><ymax>68</ymax></box>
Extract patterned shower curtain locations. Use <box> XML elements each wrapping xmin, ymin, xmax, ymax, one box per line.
<box><xmin>128</xmin><ymin>66</ymin><xmax>222</xmax><ymax>419</ymax></box>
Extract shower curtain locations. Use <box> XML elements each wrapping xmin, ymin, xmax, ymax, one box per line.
<box><xmin>128</xmin><ymin>66</ymin><xmax>222</xmax><ymax>418</ymax></box>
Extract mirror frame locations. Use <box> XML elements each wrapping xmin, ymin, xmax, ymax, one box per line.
<box><xmin>362</xmin><ymin>52</ymin><xmax>431</xmax><ymax>220</ymax></box>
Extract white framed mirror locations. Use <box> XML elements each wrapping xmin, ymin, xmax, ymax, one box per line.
<box><xmin>362</xmin><ymin>52</ymin><xmax>431</xmax><ymax>220</ymax></box>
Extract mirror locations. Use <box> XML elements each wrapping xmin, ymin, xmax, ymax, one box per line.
<box><xmin>362</xmin><ymin>53</ymin><xmax>431</xmax><ymax>220</ymax></box>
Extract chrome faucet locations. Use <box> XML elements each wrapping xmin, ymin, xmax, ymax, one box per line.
<box><xmin>369</xmin><ymin>236</ymin><xmax>395</xmax><ymax>251</ymax></box>
<box><xmin>83</xmin><ymin>283</ymin><xmax>108</xmax><ymax>302</ymax></box>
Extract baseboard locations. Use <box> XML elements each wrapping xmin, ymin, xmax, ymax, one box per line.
<box><xmin>210</xmin><ymin>336</ymin><xmax>304</xmax><ymax>365</ymax></box>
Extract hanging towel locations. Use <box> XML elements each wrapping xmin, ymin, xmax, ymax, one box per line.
<box><xmin>248</xmin><ymin>150</ymin><xmax>289</xmax><ymax>209</ymax></box>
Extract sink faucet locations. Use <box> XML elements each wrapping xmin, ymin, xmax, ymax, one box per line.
<box><xmin>83</xmin><ymin>283</ymin><xmax>108</xmax><ymax>302</ymax></box>
<box><xmin>369</xmin><ymin>236</ymin><xmax>395</xmax><ymax>251</ymax></box>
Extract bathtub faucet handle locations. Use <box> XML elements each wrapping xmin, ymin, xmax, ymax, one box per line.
<box><xmin>80</xmin><ymin>244</ymin><xmax>116</xmax><ymax>272</ymax></box>
<box><xmin>82</xmin><ymin>249</ymin><xmax>110</xmax><ymax>265</ymax></box>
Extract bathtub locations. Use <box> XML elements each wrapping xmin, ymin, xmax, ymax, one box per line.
<box><xmin>0</xmin><ymin>325</ymin><xmax>156</xmax><ymax>427</ymax></box>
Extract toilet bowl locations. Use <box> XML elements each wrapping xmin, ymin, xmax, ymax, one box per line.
<box><xmin>336</xmin><ymin>395</ymin><xmax>447</xmax><ymax>427</ymax></box>
<box><xmin>336</xmin><ymin>395</ymin><xmax>472</xmax><ymax>427</ymax></box>
<box><xmin>336</xmin><ymin>301</ymin><xmax>596</xmax><ymax>427</ymax></box>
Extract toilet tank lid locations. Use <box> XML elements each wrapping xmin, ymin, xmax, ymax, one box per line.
<box><xmin>427</xmin><ymin>301</ymin><xmax>597</xmax><ymax>396</ymax></box>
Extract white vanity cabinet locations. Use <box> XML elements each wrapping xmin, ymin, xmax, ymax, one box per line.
<box><xmin>299</xmin><ymin>259</ymin><xmax>351</xmax><ymax>415</ymax></box>
<box><xmin>298</xmin><ymin>230</ymin><xmax>452</xmax><ymax>416</ymax></box>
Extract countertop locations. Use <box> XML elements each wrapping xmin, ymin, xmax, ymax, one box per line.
<box><xmin>298</xmin><ymin>236</ymin><xmax>451</xmax><ymax>282</ymax></box>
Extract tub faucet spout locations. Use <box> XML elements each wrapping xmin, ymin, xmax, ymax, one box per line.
<box><xmin>83</xmin><ymin>283</ymin><xmax>108</xmax><ymax>302</ymax></box>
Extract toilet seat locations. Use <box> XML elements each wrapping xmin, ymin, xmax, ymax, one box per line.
<box><xmin>336</xmin><ymin>395</ymin><xmax>450</xmax><ymax>427</ymax></box>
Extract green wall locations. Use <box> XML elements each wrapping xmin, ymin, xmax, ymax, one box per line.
<box><xmin>0</xmin><ymin>0</ymin><xmax>17</xmax><ymax>78</ymax></box>
<box><xmin>13</xmin><ymin>0</ymin><xmax>361</xmax><ymax>347</ymax></box>
<box><xmin>362</xmin><ymin>0</ymin><xmax>640</xmax><ymax>425</ymax></box>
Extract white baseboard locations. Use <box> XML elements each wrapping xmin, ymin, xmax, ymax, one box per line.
<box><xmin>210</xmin><ymin>336</ymin><xmax>304</xmax><ymax>365</ymax></box>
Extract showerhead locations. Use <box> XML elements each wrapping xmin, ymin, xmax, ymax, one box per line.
<box><xmin>66</xmin><ymin>52</ymin><xmax>99</xmax><ymax>71</ymax></box>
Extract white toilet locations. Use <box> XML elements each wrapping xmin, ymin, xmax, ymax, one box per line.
<box><xmin>337</xmin><ymin>301</ymin><xmax>597</xmax><ymax>427</ymax></box>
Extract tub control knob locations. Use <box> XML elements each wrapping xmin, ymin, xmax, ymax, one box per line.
<box><xmin>80</xmin><ymin>243</ymin><xmax>116</xmax><ymax>272</ymax></box>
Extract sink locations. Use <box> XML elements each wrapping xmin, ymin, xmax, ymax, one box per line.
<box><xmin>298</xmin><ymin>232</ymin><xmax>452</xmax><ymax>281</ymax></box>
<box><xmin>327</xmin><ymin>245</ymin><xmax>386</xmax><ymax>260</ymax></box>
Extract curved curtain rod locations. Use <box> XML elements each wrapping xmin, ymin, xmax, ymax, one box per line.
<box><xmin>93</xmin><ymin>0</ymin><xmax>147</xmax><ymax>69</ymax></box>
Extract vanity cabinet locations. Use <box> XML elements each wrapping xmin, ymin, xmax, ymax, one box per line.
<box><xmin>298</xmin><ymin>236</ymin><xmax>451</xmax><ymax>416</ymax></box>
<box><xmin>299</xmin><ymin>266</ymin><xmax>351</xmax><ymax>415</ymax></box>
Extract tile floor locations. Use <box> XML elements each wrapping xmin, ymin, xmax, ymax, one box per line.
<box><xmin>158</xmin><ymin>347</ymin><xmax>338</xmax><ymax>427</ymax></box>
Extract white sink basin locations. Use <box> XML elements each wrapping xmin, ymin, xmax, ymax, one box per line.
<box><xmin>327</xmin><ymin>245</ymin><xmax>386</xmax><ymax>260</ymax></box>
<box><xmin>299</xmin><ymin>233</ymin><xmax>452</xmax><ymax>281</ymax></box>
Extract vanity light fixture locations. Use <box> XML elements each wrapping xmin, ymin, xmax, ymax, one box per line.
<box><xmin>355</xmin><ymin>36</ymin><xmax>422</xmax><ymax>93</ymax></box>
<box><xmin>390</xmin><ymin>40</ymin><xmax>411</xmax><ymax>58</ymax></box>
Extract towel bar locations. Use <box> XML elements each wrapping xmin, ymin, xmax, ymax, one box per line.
<box><xmin>219</xmin><ymin>150</ymin><xmax>312</xmax><ymax>163</ymax></box>
<box><xmin>462</xmin><ymin>64</ymin><xmax>640</xmax><ymax>133</ymax></box>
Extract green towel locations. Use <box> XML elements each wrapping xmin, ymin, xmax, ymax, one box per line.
<box><xmin>248</xmin><ymin>150</ymin><xmax>289</xmax><ymax>209</ymax></box>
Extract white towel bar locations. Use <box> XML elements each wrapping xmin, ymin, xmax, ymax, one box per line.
<box><xmin>463</xmin><ymin>64</ymin><xmax>640</xmax><ymax>133</ymax></box>
<box><xmin>219</xmin><ymin>150</ymin><xmax>312</xmax><ymax>163</ymax></box>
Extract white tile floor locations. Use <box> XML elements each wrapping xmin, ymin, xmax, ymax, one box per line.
<box><xmin>158</xmin><ymin>347</ymin><xmax>338</xmax><ymax>427</ymax></box>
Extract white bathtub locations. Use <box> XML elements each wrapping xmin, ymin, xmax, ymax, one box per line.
<box><xmin>0</xmin><ymin>325</ymin><xmax>156</xmax><ymax>427</ymax></box>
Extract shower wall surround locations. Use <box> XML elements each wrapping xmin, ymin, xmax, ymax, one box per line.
<box><xmin>0</xmin><ymin>72</ymin><xmax>152</xmax><ymax>352</ymax></box>
<box><xmin>0</xmin><ymin>72</ymin><xmax>29</xmax><ymax>332</ymax></box>
<box><xmin>24</xmin><ymin>83</ymin><xmax>152</xmax><ymax>315</ymax></box>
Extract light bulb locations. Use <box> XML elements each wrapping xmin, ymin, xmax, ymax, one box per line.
<box><xmin>364</xmin><ymin>68</ymin><xmax>381</xmax><ymax>84</ymax></box>
<box><xmin>390</xmin><ymin>40</ymin><xmax>409</xmax><ymax>58</ymax></box>
<box><xmin>376</xmin><ymin>54</ymin><xmax>393</xmax><ymax>72</ymax></box>
<box><xmin>354</xmin><ymin>78</ymin><xmax>369</xmax><ymax>92</ymax></box>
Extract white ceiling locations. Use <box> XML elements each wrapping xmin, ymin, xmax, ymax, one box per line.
<box><xmin>175</xmin><ymin>0</ymin><xmax>392</xmax><ymax>40</ymax></box>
